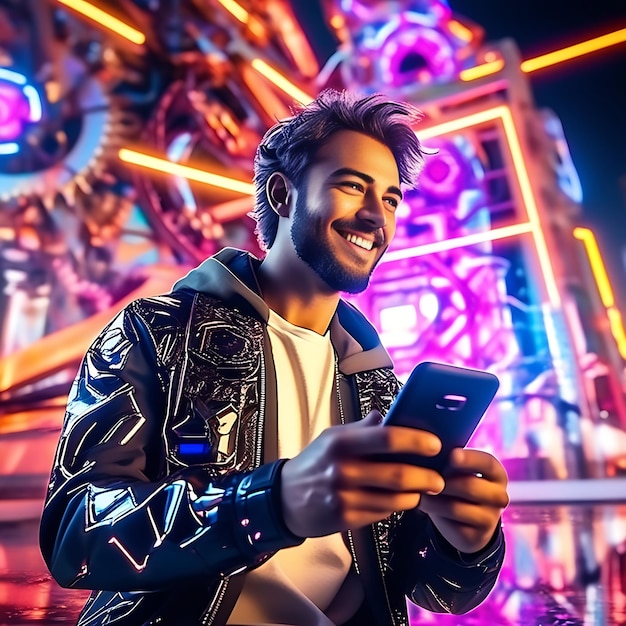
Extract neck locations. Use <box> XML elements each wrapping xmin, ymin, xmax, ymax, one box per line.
<box><xmin>257</xmin><ymin>255</ymin><xmax>340</xmax><ymax>335</ymax></box>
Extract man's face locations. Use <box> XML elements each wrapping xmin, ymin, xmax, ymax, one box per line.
<box><xmin>289</xmin><ymin>130</ymin><xmax>402</xmax><ymax>294</ymax></box>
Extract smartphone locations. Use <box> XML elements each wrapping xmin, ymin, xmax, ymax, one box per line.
<box><xmin>380</xmin><ymin>361</ymin><xmax>499</xmax><ymax>472</ymax></box>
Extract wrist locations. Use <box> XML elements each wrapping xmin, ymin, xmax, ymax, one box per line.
<box><xmin>230</xmin><ymin>459</ymin><xmax>304</xmax><ymax>558</ymax></box>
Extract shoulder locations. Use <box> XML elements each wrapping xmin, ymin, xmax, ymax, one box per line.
<box><xmin>128</xmin><ymin>289</ymin><xmax>198</xmax><ymax>325</ymax></box>
<box><xmin>90</xmin><ymin>291</ymin><xmax>202</xmax><ymax>370</ymax></box>
<box><xmin>120</xmin><ymin>290</ymin><xmax>264</xmax><ymax>366</ymax></box>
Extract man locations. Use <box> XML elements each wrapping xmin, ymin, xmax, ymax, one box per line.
<box><xmin>40</xmin><ymin>89</ymin><xmax>508</xmax><ymax>626</ymax></box>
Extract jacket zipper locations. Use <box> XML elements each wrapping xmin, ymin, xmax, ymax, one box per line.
<box><xmin>201</xmin><ymin>336</ymin><xmax>268</xmax><ymax>625</ymax></box>
<box><xmin>337</xmin><ymin>362</ymin><xmax>399</xmax><ymax>626</ymax></box>
<box><xmin>201</xmin><ymin>577</ymin><xmax>229</xmax><ymax>626</ymax></box>
<box><xmin>335</xmin><ymin>359</ymin><xmax>360</xmax><ymax>576</ymax></box>
<box><xmin>372</xmin><ymin>525</ymin><xmax>397</xmax><ymax>625</ymax></box>
<box><xmin>255</xmin><ymin>344</ymin><xmax>267</xmax><ymax>465</ymax></box>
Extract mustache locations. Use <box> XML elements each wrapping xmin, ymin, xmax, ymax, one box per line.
<box><xmin>334</xmin><ymin>222</ymin><xmax>386</xmax><ymax>247</ymax></box>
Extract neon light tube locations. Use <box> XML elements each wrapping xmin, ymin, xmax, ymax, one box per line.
<box><xmin>216</xmin><ymin>0</ymin><xmax>264</xmax><ymax>37</ymax></box>
<box><xmin>497</xmin><ymin>107</ymin><xmax>561</xmax><ymax>306</ymax></box>
<box><xmin>118</xmin><ymin>149</ymin><xmax>255</xmax><ymax>195</ymax></box>
<box><xmin>250</xmin><ymin>58</ymin><xmax>313</xmax><ymax>105</ymax></box>
<box><xmin>0</xmin><ymin>143</ymin><xmax>19</xmax><ymax>155</ymax></box>
<box><xmin>417</xmin><ymin>106</ymin><xmax>508</xmax><ymax>140</ymax></box>
<box><xmin>574</xmin><ymin>227</ymin><xmax>626</xmax><ymax>359</ymax></box>
<box><xmin>216</xmin><ymin>0</ymin><xmax>248</xmax><ymax>23</ymax></box>
<box><xmin>23</xmin><ymin>85</ymin><xmax>43</xmax><ymax>122</ymax></box>
<box><xmin>574</xmin><ymin>227</ymin><xmax>614</xmax><ymax>306</ymax></box>
<box><xmin>448</xmin><ymin>20</ymin><xmax>474</xmax><ymax>43</ymax></box>
<box><xmin>56</xmin><ymin>0</ymin><xmax>146</xmax><ymax>45</ymax></box>
<box><xmin>459</xmin><ymin>28</ymin><xmax>626</xmax><ymax>81</ymax></box>
<box><xmin>521</xmin><ymin>28</ymin><xmax>626</xmax><ymax>73</ymax></box>
<box><xmin>459</xmin><ymin>59</ymin><xmax>504</xmax><ymax>82</ymax></box>
<box><xmin>381</xmin><ymin>222</ymin><xmax>533</xmax><ymax>262</ymax></box>
<box><xmin>413</xmin><ymin>105</ymin><xmax>561</xmax><ymax>306</ymax></box>
<box><xmin>0</xmin><ymin>68</ymin><xmax>26</xmax><ymax>85</ymax></box>
<box><xmin>607</xmin><ymin>308</ymin><xmax>626</xmax><ymax>360</ymax></box>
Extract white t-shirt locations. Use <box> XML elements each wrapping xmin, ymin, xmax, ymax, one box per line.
<box><xmin>227</xmin><ymin>310</ymin><xmax>362</xmax><ymax>626</ymax></box>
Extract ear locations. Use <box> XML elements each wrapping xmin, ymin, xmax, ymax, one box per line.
<box><xmin>266</xmin><ymin>172</ymin><xmax>292</xmax><ymax>217</ymax></box>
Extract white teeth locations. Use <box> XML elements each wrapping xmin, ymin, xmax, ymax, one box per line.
<box><xmin>343</xmin><ymin>233</ymin><xmax>374</xmax><ymax>250</ymax></box>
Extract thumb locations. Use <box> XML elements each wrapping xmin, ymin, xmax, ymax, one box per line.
<box><xmin>359</xmin><ymin>409</ymin><xmax>384</xmax><ymax>426</ymax></box>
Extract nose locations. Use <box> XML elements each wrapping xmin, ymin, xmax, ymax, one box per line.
<box><xmin>356</xmin><ymin>190</ymin><xmax>387</xmax><ymax>229</ymax></box>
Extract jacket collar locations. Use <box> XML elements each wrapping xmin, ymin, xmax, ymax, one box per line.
<box><xmin>172</xmin><ymin>248</ymin><xmax>394</xmax><ymax>375</ymax></box>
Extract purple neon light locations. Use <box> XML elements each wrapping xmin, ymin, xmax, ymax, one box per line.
<box><xmin>378</xmin><ymin>22</ymin><xmax>458</xmax><ymax>87</ymax></box>
<box><xmin>418</xmin><ymin>141</ymin><xmax>467</xmax><ymax>200</ymax></box>
<box><xmin>0</xmin><ymin>80</ymin><xmax>30</xmax><ymax>142</ymax></box>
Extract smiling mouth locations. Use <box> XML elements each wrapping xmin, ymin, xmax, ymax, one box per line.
<box><xmin>339</xmin><ymin>231</ymin><xmax>375</xmax><ymax>251</ymax></box>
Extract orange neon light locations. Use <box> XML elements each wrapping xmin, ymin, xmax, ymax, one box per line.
<box><xmin>459</xmin><ymin>28</ymin><xmax>626</xmax><ymax>81</ymax></box>
<box><xmin>460</xmin><ymin>59</ymin><xmax>504</xmax><ymax>82</ymax></box>
<box><xmin>216</xmin><ymin>0</ymin><xmax>248</xmax><ymax>23</ymax></box>
<box><xmin>448</xmin><ymin>20</ymin><xmax>474</xmax><ymax>43</ymax></box>
<box><xmin>56</xmin><ymin>0</ymin><xmax>146</xmax><ymax>45</ymax></box>
<box><xmin>408</xmin><ymin>105</ymin><xmax>561</xmax><ymax>307</ymax></box>
<box><xmin>521</xmin><ymin>28</ymin><xmax>626</xmax><ymax>73</ymax></box>
<box><xmin>573</xmin><ymin>228</ymin><xmax>614</xmax><ymax>306</ymax></box>
<box><xmin>250</xmin><ymin>58</ymin><xmax>314</xmax><ymax>105</ymax></box>
<box><xmin>216</xmin><ymin>0</ymin><xmax>265</xmax><ymax>38</ymax></box>
<box><xmin>574</xmin><ymin>227</ymin><xmax>626</xmax><ymax>359</ymax></box>
<box><xmin>607</xmin><ymin>308</ymin><xmax>626</xmax><ymax>360</ymax></box>
<box><xmin>118</xmin><ymin>149</ymin><xmax>255</xmax><ymax>195</ymax></box>
<box><xmin>329</xmin><ymin>14</ymin><xmax>346</xmax><ymax>31</ymax></box>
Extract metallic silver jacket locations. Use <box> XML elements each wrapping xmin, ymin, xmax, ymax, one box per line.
<box><xmin>39</xmin><ymin>249</ymin><xmax>505</xmax><ymax>626</ymax></box>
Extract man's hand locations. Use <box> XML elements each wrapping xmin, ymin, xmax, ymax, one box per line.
<box><xmin>418</xmin><ymin>448</ymin><xmax>509</xmax><ymax>553</ymax></box>
<box><xmin>280</xmin><ymin>410</ymin><xmax>445</xmax><ymax>538</ymax></box>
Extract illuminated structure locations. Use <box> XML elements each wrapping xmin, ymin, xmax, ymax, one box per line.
<box><xmin>320</xmin><ymin>0</ymin><xmax>626</xmax><ymax>482</ymax></box>
<box><xmin>0</xmin><ymin>1</ymin><xmax>625</xmax><ymax>623</ymax></box>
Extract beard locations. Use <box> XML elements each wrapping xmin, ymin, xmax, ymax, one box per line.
<box><xmin>290</xmin><ymin>195</ymin><xmax>384</xmax><ymax>294</ymax></box>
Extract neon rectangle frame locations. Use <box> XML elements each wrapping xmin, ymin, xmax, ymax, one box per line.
<box><xmin>381</xmin><ymin>104</ymin><xmax>561</xmax><ymax>308</ymax></box>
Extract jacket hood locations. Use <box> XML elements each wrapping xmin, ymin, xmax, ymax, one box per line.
<box><xmin>172</xmin><ymin>248</ymin><xmax>394</xmax><ymax>375</ymax></box>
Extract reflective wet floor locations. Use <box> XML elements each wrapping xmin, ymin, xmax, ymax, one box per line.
<box><xmin>1</xmin><ymin>504</ymin><xmax>625</xmax><ymax>625</ymax></box>
<box><xmin>411</xmin><ymin>503</ymin><xmax>626</xmax><ymax>625</ymax></box>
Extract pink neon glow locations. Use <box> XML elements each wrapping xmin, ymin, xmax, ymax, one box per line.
<box><xmin>417</xmin><ymin>139</ymin><xmax>469</xmax><ymax>200</ymax></box>
<box><xmin>0</xmin><ymin>81</ymin><xmax>30</xmax><ymax>141</ymax></box>
<box><xmin>377</xmin><ymin>20</ymin><xmax>458</xmax><ymax>87</ymax></box>
<box><xmin>345</xmin><ymin>107</ymin><xmax>523</xmax><ymax>410</ymax></box>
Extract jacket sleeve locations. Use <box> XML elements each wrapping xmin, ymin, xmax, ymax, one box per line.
<box><xmin>393</xmin><ymin>508</ymin><xmax>505</xmax><ymax>614</ymax></box>
<box><xmin>39</xmin><ymin>303</ymin><xmax>302</xmax><ymax>592</ymax></box>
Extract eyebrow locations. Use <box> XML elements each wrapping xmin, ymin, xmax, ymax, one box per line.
<box><xmin>329</xmin><ymin>167</ymin><xmax>403</xmax><ymax>200</ymax></box>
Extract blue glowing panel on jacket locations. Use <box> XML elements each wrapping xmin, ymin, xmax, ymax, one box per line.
<box><xmin>178</xmin><ymin>443</ymin><xmax>211</xmax><ymax>455</ymax></box>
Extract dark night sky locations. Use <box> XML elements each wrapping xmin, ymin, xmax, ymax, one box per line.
<box><xmin>292</xmin><ymin>0</ymin><xmax>626</xmax><ymax>312</ymax></box>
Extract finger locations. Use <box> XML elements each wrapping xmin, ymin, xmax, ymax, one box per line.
<box><xmin>333</xmin><ymin>422</ymin><xmax>442</xmax><ymax>458</ymax></box>
<box><xmin>440</xmin><ymin>474</ymin><xmax>510</xmax><ymax>509</ymax></box>
<box><xmin>339</xmin><ymin>487</ymin><xmax>423</xmax><ymax>515</ymax></box>
<box><xmin>361</xmin><ymin>409</ymin><xmax>384</xmax><ymax>425</ymax></box>
<box><xmin>419</xmin><ymin>493</ymin><xmax>502</xmax><ymax>528</ymax></box>
<box><xmin>335</xmin><ymin>461</ymin><xmax>445</xmax><ymax>495</ymax></box>
<box><xmin>342</xmin><ymin>504</ymin><xmax>419</xmax><ymax>530</ymax></box>
<box><xmin>447</xmin><ymin>449</ymin><xmax>508</xmax><ymax>484</ymax></box>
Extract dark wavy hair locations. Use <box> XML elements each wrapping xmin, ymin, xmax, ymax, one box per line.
<box><xmin>250</xmin><ymin>89</ymin><xmax>425</xmax><ymax>250</ymax></box>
